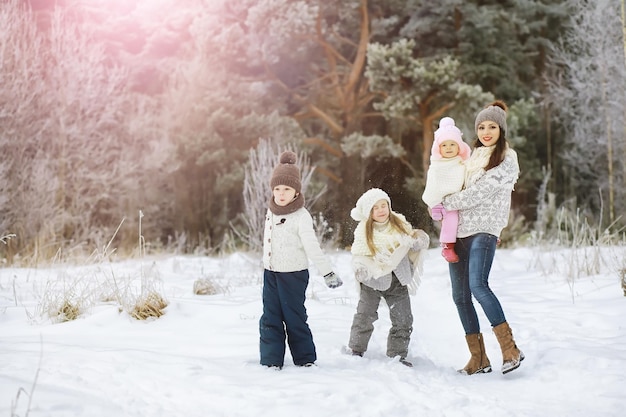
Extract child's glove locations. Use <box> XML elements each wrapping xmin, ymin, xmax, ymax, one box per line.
<box><xmin>430</xmin><ymin>203</ymin><xmax>446</xmax><ymax>221</ymax></box>
<box><xmin>355</xmin><ymin>268</ymin><xmax>368</xmax><ymax>282</ymax></box>
<box><xmin>324</xmin><ymin>272</ymin><xmax>343</xmax><ymax>289</ymax></box>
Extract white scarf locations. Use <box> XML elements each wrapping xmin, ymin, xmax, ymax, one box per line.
<box><xmin>464</xmin><ymin>145</ymin><xmax>495</xmax><ymax>186</ymax></box>
<box><xmin>351</xmin><ymin>215</ymin><xmax>413</xmax><ymax>263</ymax></box>
<box><xmin>351</xmin><ymin>213</ymin><xmax>425</xmax><ymax>294</ymax></box>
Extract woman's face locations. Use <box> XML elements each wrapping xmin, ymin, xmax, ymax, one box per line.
<box><xmin>273</xmin><ymin>185</ymin><xmax>297</xmax><ymax>206</ymax></box>
<box><xmin>476</xmin><ymin>120</ymin><xmax>501</xmax><ymax>147</ymax></box>
<box><xmin>370</xmin><ymin>199</ymin><xmax>390</xmax><ymax>223</ymax></box>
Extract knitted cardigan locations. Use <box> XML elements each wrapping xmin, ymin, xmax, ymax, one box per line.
<box><xmin>351</xmin><ymin>213</ymin><xmax>430</xmax><ymax>294</ymax></box>
<box><xmin>262</xmin><ymin>207</ymin><xmax>333</xmax><ymax>275</ymax></box>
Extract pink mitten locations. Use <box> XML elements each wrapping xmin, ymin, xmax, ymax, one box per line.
<box><xmin>430</xmin><ymin>203</ymin><xmax>446</xmax><ymax>221</ymax></box>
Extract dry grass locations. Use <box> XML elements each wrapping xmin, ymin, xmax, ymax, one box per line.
<box><xmin>530</xmin><ymin>205</ymin><xmax>626</xmax><ymax>300</ymax></box>
<box><xmin>130</xmin><ymin>291</ymin><xmax>168</xmax><ymax>320</ymax></box>
<box><xmin>38</xmin><ymin>273</ymin><xmax>89</xmax><ymax>324</ymax></box>
<box><xmin>56</xmin><ymin>300</ymin><xmax>81</xmax><ymax>322</ymax></box>
<box><xmin>193</xmin><ymin>278</ymin><xmax>220</xmax><ymax>295</ymax></box>
<box><xmin>25</xmin><ymin>213</ymin><xmax>173</xmax><ymax>323</ymax></box>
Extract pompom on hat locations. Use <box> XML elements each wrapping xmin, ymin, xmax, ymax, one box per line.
<box><xmin>474</xmin><ymin>100</ymin><xmax>508</xmax><ymax>134</ymax></box>
<box><xmin>270</xmin><ymin>151</ymin><xmax>301</xmax><ymax>193</ymax></box>
<box><xmin>350</xmin><ymin>188</ymin><xmax>391</xmax><ymax>222</ymax></box>
<box><xmin>432</xmin><ymin>117</ymin><xmax>471</xmax><ymax>160</ymax></box>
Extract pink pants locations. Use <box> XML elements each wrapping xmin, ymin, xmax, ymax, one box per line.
<box><xmin>440</xmin><ymin>209</ymin><xmax>458</xmax><ymax>244</ymax></box>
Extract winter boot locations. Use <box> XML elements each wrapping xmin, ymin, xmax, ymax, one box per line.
<box><xmin>441</xmin><ymin>243</ymin><xmax>459</xmax><ymax>263</ymax></box>
<box><xmin>399</xmin><ymin>357</ymin><xmax>413</xmax><ymax>367</ymax></box>
<box><xmin>458</xmin><ymin>333</ymin><xmax>492</xmax><ymax>375</ymax></box>
<box><xmin>493</xmin><ymin>322</ymin><xmax>525</xmax><ymax>374</ymax></box>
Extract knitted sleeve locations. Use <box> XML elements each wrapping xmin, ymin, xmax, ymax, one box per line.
<box><xmin>297</xmin><ymin>209</ymin><xmax>333</xmax><ymax>276</ymax></box>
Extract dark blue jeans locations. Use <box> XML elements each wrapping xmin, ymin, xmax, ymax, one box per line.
<box><xmin>449</xmin><ymin>233</ymin><xmax>506</xmax><ymax>334</ymax></box>
<box><xmin>259</xmin><ymin>269</ymin><xmax>316</xmax><ymax>366</ymax></box>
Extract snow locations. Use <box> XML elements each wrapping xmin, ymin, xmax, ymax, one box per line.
<box><xmin>2</xmin><ymin>248</ymin><xmax>624</xmax><ymax>417</ymax></box>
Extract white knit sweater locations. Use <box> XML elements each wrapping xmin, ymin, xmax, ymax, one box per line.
<box><xmin>422</xmin><ymin>155</ymin><xmax>466</xmax><ymax>208</ymax></box>
<box><xmin>442</xmin><ymin>147</ymin><xmax>519</xmax><ymax>238</ymax></box>
<box><xmin>262</xmin><ymin>207</ymin><xmax>333</xmax><ymax>275</ymax></box>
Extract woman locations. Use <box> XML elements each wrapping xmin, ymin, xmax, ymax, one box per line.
<box><xmin>432</xmin><ymin>101</ymin><xmax>524</xmax><ymax>375</ymax></box>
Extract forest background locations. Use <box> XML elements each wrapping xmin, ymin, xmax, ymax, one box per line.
<box><xmin>1</xmin><ymin>0</ymin><xmax>625</xmax><ymax>264</ymax></box>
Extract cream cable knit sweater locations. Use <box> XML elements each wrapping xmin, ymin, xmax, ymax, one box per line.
<box><xmin>262</xmin><ymin>208</ymin><xmax>333</xmax><ymax>275</ymax></box>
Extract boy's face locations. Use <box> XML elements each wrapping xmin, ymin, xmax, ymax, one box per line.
<box><xmin>439</xmin><ymin>140</ymin><xmax>460</xmax><ymax>158</ymax></box>
<box><xmin>476</xmin><ymin>120</ymin><xmax>501</xmax><ymax>147</ymax></box>
<box><xmin>273</xmin><ymin>185</ymin><xmax>297</xmax><ymax>206</ymax></box>
<box><xmin>370</xmin><ymin>199</ymin><xmax>390</xmax><ymax>223</ymax></box>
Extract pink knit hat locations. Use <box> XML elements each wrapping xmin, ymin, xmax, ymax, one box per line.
<box><xmin>432</xmin><ymin>117</ymin><xmax>471</xmax><ymax>160</ymax></box>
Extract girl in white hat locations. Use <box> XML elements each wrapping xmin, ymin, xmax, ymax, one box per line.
<box><xmin>347</xmin><ymin>188</ymin><xmax>429</xmax><ymax>367</ymax></box>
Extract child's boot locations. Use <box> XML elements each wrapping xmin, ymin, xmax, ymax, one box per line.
<box><xmin>441</xmin><ymin>243</ymin><xmax>459</xmax><ymax>263</ymax></box>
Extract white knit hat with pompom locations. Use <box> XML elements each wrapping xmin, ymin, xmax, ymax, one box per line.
<box><xmin>350</xmin><ymin>188</ymin><xmax>391</xmax><ymax>222</ymax></box>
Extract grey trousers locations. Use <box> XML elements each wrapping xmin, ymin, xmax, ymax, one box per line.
<box><xmin>348</xmin><ymin>274</ymin><xmax>413</xmax><ymax>358</ymax></box>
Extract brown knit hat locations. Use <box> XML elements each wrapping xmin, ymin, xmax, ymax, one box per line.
<box><xmin>270</xmin><ymin>151</ymin><xmax>301</xmax><ymax>193</ymax></box>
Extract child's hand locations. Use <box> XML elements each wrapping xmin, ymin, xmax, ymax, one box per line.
<box><xmin>355</xmin><ymin>268</ymin><xmax>368</xmax><ymax>281</ymax></box>
<box><xmin>430</xmin><ymin>203</ymin><xmax>446</xmax><ymax>221</ymax></box>
<box><xmin>324</xmin><ymin>272</ymin><xmax>343</xmax><ymax>289</ymax></box>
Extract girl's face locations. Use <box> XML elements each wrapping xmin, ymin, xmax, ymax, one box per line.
<box><xmin>476</xmin><ymin>120</ymin><xmax>501</xmax><ymax>147</ymax></box>
<box><xmin>273</xmin><ymin>185</ymin><xmax>297</xmax><ymax>207</ymax></box>
<box><xmin>439</xmin><ymin>140</ymin><xmax>460</xmax><ymax>158</ymax></box>
<box><xmin>370</xmin><ymin>199</ymin><xmax>390</xmax><ymax>223</ymax></box>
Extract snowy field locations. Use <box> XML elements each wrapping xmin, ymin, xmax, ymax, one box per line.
<box><xmin>1</xmin><ymin>247</ymin><xmax>624</xmax><ymax>417</ymax></box>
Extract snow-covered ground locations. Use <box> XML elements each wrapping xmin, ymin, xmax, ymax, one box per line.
<box><xmin>2</xmin><ymin>247</ymin><xmax>624</xmax><ymax>417</ymax></box>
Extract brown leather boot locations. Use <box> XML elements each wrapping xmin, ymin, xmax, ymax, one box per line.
<box><xmin>493</xmin><ymin>322</ymin><xmax>525</xmax><ymax>374</ymax></box>
<box><xmin>458</xmin><ymin>333</ymin><xmax>492</xmax><ymax>375</ymax></box>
